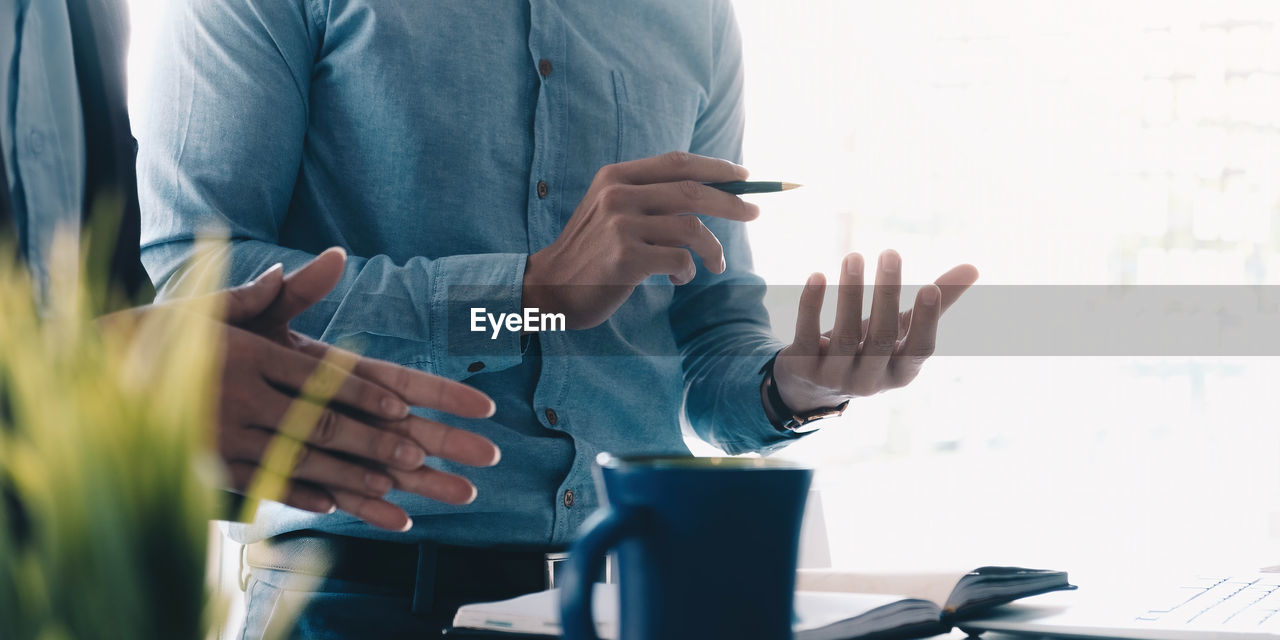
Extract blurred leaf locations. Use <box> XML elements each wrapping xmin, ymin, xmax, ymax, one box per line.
<box><xmin>0</xmin><ymin>227</ymin><xmax>221</xmax><ymax>640</ymax></box>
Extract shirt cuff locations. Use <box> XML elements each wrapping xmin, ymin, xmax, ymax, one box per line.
<box><xmin>720</xmin><ymin>347</ymin><xmax>809</xmax><ymax>455</ymax></box>
<box><xmin>429</xmin><ymin>253</ymin><xmax>529</xmax><ymax>380</ymax></box>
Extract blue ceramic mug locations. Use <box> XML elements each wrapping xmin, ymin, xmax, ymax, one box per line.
<box><xmin>559</xmin><ymin>454</ymin><xmax>812</xmax><ymax>640</ymax></box>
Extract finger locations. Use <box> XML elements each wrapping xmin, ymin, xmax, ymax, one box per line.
<box><xmin>219</xmin><ymin>263</ymin><xmax>284</xmax><ymax>324</ymax></box>
<box><xmin>249</xmin><ymin>247</ymin><xmax>348</xmax><ymax>331</ymax></box>
<box><xmin>890</xmin><ymin>284</ymin><xmax>941</xmax><ymax>386</ymax></box>
<box><xmin>224</xmin><ymin>461</ymin><xmax>336</xmax><ymax>514</ymax></box>
<box><xmin>290</xmin><ymin>445</ymin><xmax>397</xmax><ymax>498</ymax></box>
<box><xmin>254</xmin><ymin>340</ymin><xmax>412</xmax><ymax>420</ymax></box>
<box><xmin>934</xmin><ymin>263</ymin><xmax>980</xmax><ymax>312</ymax></box>
<box><xmin>633</xmin><ymin>214</ymin><xmax>726</xmax><ymax>274</ymax></box>
<box><xmin>862</xmin><ymin>250</ymin><xmax>902</xmax><ymax>357</ymax></box>
<box><xmin>294</xmin><ymin>339</ymin><xmax>496</xmax><ymax>419</ymax></box>
<box><xmin>240</xmin><ymin>387</ymin><xmax>427</xmax><ymax>471</ymax></box>
<box><xmin>829</xmin><ymin>253</ymin><xmax>865</xmax><ymax>355</ymax></box>
<box><xmin>887</xmin><ymin>263</ymin><xmax>980</xmax><ymax>334</ymax></box>
<box><xmin>388</xmin><ymin>466</ymin><xmax>478</xmax><ymax>506</ymax></box>
<box><xmin>227</xmin><ymin>458</ymin><xmax>419</xmax><ymax>533</ymax></box>
<box><xmin>603</xmin><ymin>181</ymin><xmax>758</xmax><ymax>222</ymax></box>
<box><xmin>863</xmin><ymin>307</ymin><xmax>922</xmax><ymax>342</ymax></box>
<box><xmin>329</xmin><ymin>489</ymin><xmax>413</xmax><ymax>532</ymax></box>
<box><xmin>379</xmin><ymin>415</ymin><xmax>501</xmax><ymax>468</ymax></box>
<box><xmin>227</xmin><ymin>426</ymin><xmax>397</xmax><ymax>498</ymax></box>
<box><xmin>791</xmin><ymin>273</ymin><xmax>826</xmax><ymax>356</ymax></box>
<box><xmin>635</xmin><ymin>245</ymin><xmax>697</xmax><ymax>286</ymax></box>
<box><xmin>605</xmin><ymin>150</ymin><xmax>748</xmax><ymax>186</ymax></box>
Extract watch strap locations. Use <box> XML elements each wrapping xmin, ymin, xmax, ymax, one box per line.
<box><xmin>761</xmin><ymin>357</ymin><xmax>849</xmax><ymax>433</ymax></box>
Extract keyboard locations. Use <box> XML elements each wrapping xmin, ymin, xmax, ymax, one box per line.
<box><xmin>1138</xmin><ymin>575</ymin><xmax>1280</xmax><ymax>631</ymax></box>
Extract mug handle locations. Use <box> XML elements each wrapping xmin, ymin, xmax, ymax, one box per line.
<box><xmin>559</xmin><ymin>506</ymin><xmax>646</xmax><ymax>640</ymax></box>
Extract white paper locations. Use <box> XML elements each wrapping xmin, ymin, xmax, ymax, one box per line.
<box><xmin>452</xmin><ymin>584</ymin><xmax>938</xmax><ymax>639</ymax></box>
<box><xmin>795</xmin><ymin>568</ymin><xmax>970</xmax><ymax>608</ymax></box>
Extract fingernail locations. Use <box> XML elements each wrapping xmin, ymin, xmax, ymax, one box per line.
<box><xmin>395</xmin><ymin>443</ymin><xmax>426</xmax><ymax>467</ymax></box>
<box><xmin>731</xmin><ymin>161</ymin><xmax>750</xmax><ymax>178</ymax></box>
<box><xmin>719</xmin><ymin>256</ymin><xmax>727</xmax><ymax>273</ymax></box>
<box><xmin>254</xmin><ymin>263</ymin><xmax>284</xmax><ymax>282</ymax></box>
<box><xmin>366</xmin><ymin>472</ymin><xmax>393</xmax><ymax>495</ymax></box>
<box><xmin>921</xmin><ymin>285</ymin><xmax>939</xmax><ymax>305</ymax></box>
<box><xmin>845</xmin><ymin>254</ymin><xmax>863</xmax><ymax>276</ymax></box>
<box><xmin>399</xmin><ymin>517</ymin><xmax>413</xmax><ymax>533</ymax></box>
<box><xmin>485</xmin><ymin>399</ymin><xmax>497</xmax><ymax>419</ymax></box>
<box><xmin>879</xmin><ymin>251</ymin><xmax>899</xmax><ymax>274</ymax></box>
<box><xmin>489</xmin><ymin>446</ymin><xmax>502</xmax><ymax>466</ymax></box>
<box><xmin>325</xmin><ymin>504</ymin><xmax>337</xmax><ymax>515</ymax></box>
<box><xmin>382</xmin><ymin>396</ymin><xmax>409</xmax><ymax>418</ymax></box>
<box><xmin>462</xmin><ymin>485</ymin><xmax>478</xmax><ymax>505</ymax></box>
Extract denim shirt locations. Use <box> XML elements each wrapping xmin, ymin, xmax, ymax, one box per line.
<box><xmin>137</xmin><ymin>0</ymin><xmax>802</xmax><ymax>546</ymax></box>
<box><xmin>1</xmin><ymin>0</ymin><xmax>85</xmax><ymax>302</ymax></box>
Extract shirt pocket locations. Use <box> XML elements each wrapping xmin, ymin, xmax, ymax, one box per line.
<box><xmin>611</xmin><ymin>70</ymin><xmax>700</xmax><ymax>163</ymax></box>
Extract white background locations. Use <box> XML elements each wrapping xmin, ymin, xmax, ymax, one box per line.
<box><xmin>731</xmin><ymin>0</ymin><xmax>1280</xmax><ymax>578</ymax></box>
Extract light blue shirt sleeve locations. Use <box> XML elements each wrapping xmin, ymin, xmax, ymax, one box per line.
<box><xmin>0</xmin><ymin>0</ymin><xmax>15</xmax><ymax>189</ymax></box>
<box><xmin>136</xmin><ymin>0</ymin><xmax>526</xmax><ymax>379</ymax></box>
<box><xmin>673</xmin><ymin>0</ymin><xmax>802</xmax><ymax>455</ymax></box>
<box><xmin>1</xmin><ymin>0</ymin><xmax>86</xmax><ymax>299</ymax></box>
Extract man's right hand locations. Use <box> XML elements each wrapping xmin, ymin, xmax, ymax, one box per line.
<box><xmin>522</xmin><ymin>151</ymin><xmax>759</xmax><ymax>330</ymax></box>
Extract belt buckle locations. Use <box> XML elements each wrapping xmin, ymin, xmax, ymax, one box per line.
<box><xmin>543</xmin><ymin>552</ymin><xmax>612</xmax><ymax>589</ymax></box>
<box><xmin>543</xmin><ymin>552</ymin><xmax>570</xmax><ymax>589</ymax></box>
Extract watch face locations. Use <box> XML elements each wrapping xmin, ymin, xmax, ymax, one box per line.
<box><xmin>788</xmin><ymin>400</ymin><xmax>850</xmax><ymax>433</ymax></box>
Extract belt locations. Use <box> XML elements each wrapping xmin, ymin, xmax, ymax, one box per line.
<box><xmin>245</xmin><ymin>531</ymin><xmax>586</xmax><ymax>617</ymax></box>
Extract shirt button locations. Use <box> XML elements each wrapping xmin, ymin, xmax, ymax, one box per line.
<box><xmin>538</xmin><ymin>58</ymin><xmax>553</xmax><ymax>77</ymax></box>
<box><xmin>544</xmin><ymin>408</ymin><xmax>558</xmax><ymax>425</ymax></box>
<box><xmin>467</xmin><ymin>361</ymin><xmax>485</xmax><ymax>373</ymax></box>
<box><xmin>536</xmin><ymin>180</ymin><xmax>549</xmax><ymax>199</ymax></box>
<box><xmin>563</xmin><ymin>490</ymin><xmax>575</xmax><ymax>508</ymax></box>
<box><xmin>28</xmin><ymin>130</ymin><xmax>44</xmax><ymax>156</ymax></box>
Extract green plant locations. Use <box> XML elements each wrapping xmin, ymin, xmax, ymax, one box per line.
<box><xmin>0</xmin><ymin>230</ymin><xmax>225</xmax><ymax>640</ymax></box>
<box><xmin>0</xmin><ymin>203</ymin><xmax>355</xmax><ymax>638</ymax></box>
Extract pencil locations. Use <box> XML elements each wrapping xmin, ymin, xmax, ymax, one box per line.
<box><xmin>704</xmin><ymin>181</ymin><xmax>802</xmax><ymax>195</ymax></box>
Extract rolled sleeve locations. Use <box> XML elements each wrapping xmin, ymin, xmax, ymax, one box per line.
<box><xmin>673</xmin><ymin>0</ymin><xmax>810</xmax><ymax>455</ymax></box>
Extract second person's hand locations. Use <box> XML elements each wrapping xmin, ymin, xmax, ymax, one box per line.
<box><xmin>136</xmin><ymin>248</ymin><xmax>502</xmax><ymax>531</ymax></box>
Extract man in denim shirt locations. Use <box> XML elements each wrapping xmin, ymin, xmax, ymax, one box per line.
<box><xmin>137</xmin><ymin>1</ymin><xmax>977</xmax><ymax>635</ymax></box>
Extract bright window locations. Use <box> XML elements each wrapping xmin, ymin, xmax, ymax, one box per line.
<box><xmin>734</xmin><ymin>0</ymin><xmax>1280</xmax><ymax>576</ymax></box>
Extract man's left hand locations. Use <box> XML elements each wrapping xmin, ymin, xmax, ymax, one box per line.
<box><xmin>771</xmin><ymin>250</ymin><xmax>979</xmax><ymax>418</ymax></box>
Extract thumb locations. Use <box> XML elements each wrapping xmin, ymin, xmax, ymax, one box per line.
<box><xmin>222</xmin><ymin>263</ymin><xmax>284</xmax><ymax>324</ymax></box>
<box><xmin>252</xmin><ymin>247</ymin><xmax>348</xmax><ymax>329</ymax></box>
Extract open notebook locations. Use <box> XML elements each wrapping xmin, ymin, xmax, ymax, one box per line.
<box><xmin>450</xmin><ymin>566</ymin><xmax>1074</xmax><ymax>640</ymax></box>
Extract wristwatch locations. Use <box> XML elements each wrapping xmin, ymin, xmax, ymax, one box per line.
<box><xmin>761</xmin><ymin>357</ymin><xmax>849</xmax><ymax>434</ymax></box>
